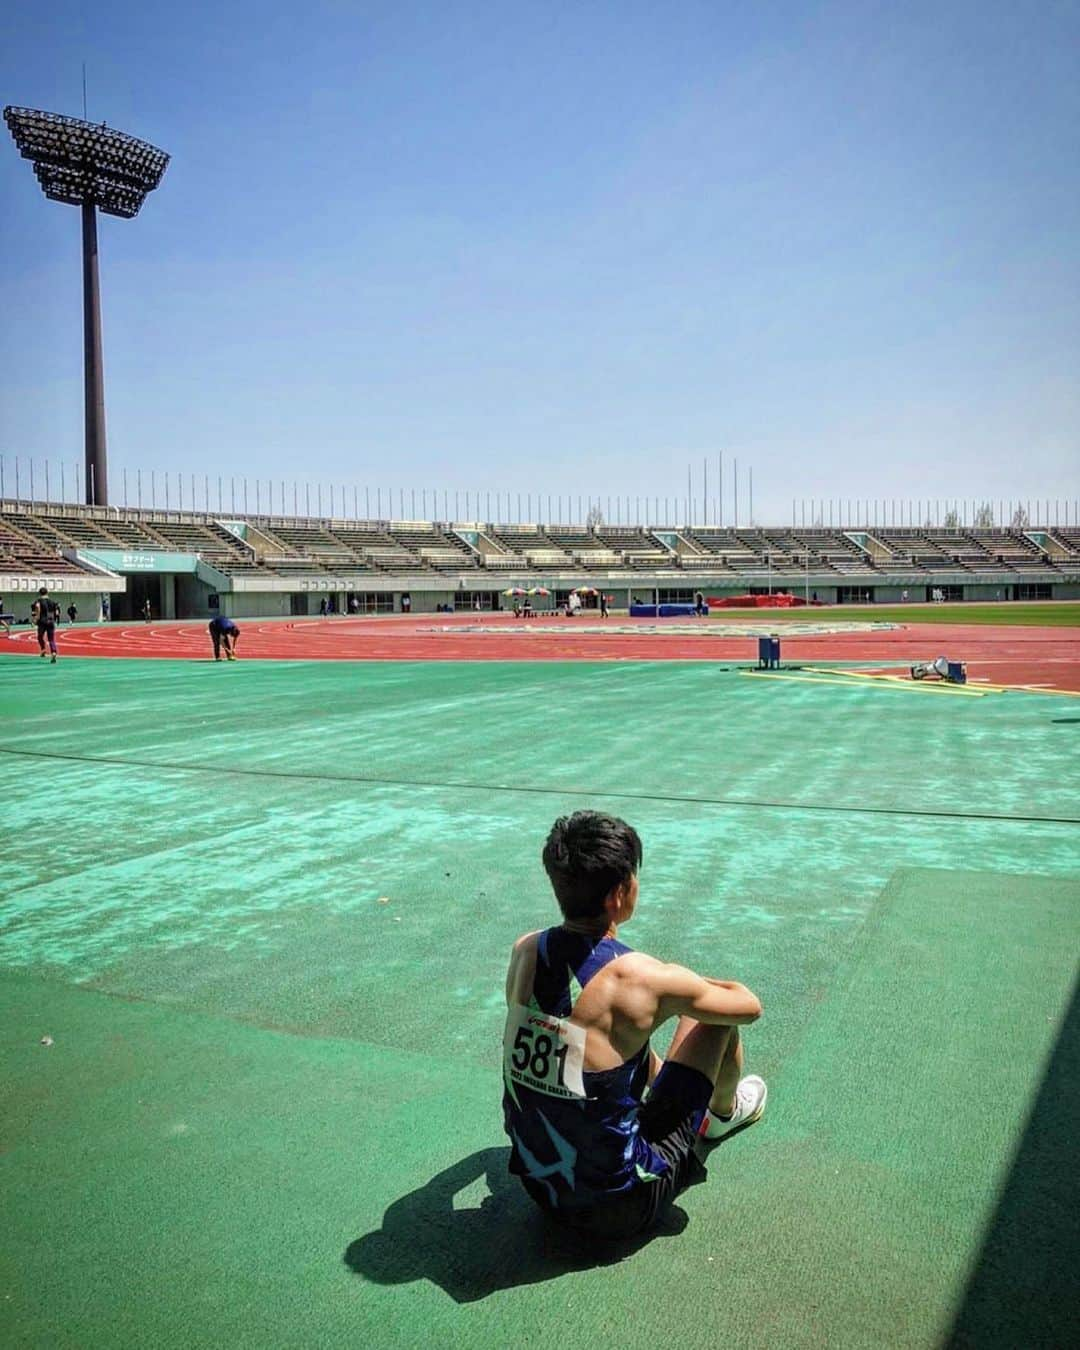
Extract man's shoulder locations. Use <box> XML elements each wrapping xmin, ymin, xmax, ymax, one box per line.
<box><xmin>607</xmin><ymin>946</ymin><xmax>664</xmax><ymax>981</ymax></box>
<box><xmin>610</xmin><ymin>948</ymin><xmax>686</xmax><ymax>990</ymax></box>
<box><xmin>511</xmin><ymin>928</ymin><xmax>543</xmax><ymax>954</ymax></box>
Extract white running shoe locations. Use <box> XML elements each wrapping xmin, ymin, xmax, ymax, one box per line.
<box><xmin>699</xmin><ymin>1075</ymin><xmax>768</xmax><ymax>1141</ymax></box>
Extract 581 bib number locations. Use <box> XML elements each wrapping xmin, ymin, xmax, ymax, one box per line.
<box><xmin>503</xmin><ymin>1005</ymin><xmax>586</xmax><ymax>1100</ymax></box>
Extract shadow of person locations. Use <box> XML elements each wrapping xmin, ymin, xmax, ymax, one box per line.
<box><xmin>344</xmin><ymin>1145</ymin><xmax>688</xmax><ymax>1303</ymax></box>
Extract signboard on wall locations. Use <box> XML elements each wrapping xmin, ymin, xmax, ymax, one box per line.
<box><xmin>0</xmin><ymin>573</ymin><xmax>125</xmax><ymax>593</ymax></box>
<box><xmin>78</xmin><ymin>549</ymin><xmax>199</xmax><ymax>574</ymax></box>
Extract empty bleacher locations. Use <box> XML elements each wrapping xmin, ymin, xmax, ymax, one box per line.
<box><xmin>387</xmin><ymin>525</ymin><xmax>478</xmax><ymax>575</ymax></box>
<box><xmin>2</xmin><ymin>504</ymin><xmax>1078</xmax><ymax>594</ymax></box>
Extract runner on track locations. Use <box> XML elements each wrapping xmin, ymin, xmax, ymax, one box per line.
<box><xmin>32</xmin><ymin>587</ymin><xmax>58</xmax><ymax>664</ymax></box>
<box><xmin>207</xmin><ymin>614</ymin><xmax>240</xmax><ymax>661</ymax></box>
<box><xmin>502</xmin><ymin>810</ymin><xmax>766</xmax><ymax>1240</ymax></box>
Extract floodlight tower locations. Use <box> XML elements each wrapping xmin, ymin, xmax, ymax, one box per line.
<box><xmin>4</xmin><ymin>107</ymin><xmax>169</xmax><ymax>505</ymax></box>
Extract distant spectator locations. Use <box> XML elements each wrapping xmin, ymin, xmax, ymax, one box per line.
<box><xmin>67</xmin><ymin>603</ymin><xmax>78</xmax><ymax>624</ymax></box>
<box><xmin>101</xmin><ymin>594</ymin><xmax>111</xmax><ymax>621</ymax></box>
<box><xmin>349</xmin><ymin>595</ymin><xmax>360</xmax><ymax>614</ymax></box>
<box><xmin>319</xmin><ymin>596</ymin><xmax>329</xmax><ymax>617</ymax></box>
<box><xmin>567</xmin><ymin>591</ymin><xmax>581</xmax><ymax>616</ymax></box>
<box><xmin>694</xmin><ymin>591</ymin><xmax>707</xmax><ymax>617</ymax></box>
<box><xmin>32</xmin><ymin>586</ymin><xmax>58</xmax><ymax>664</ymax></box>
<box><xmin>0</xmin><ymin>597</ymin><xmax>13</xmax><ymax>636</ymax></box>
<box><xmin>401</xmin><ymin>594</ymin><xmax>412</xmax><ymax>613</ymax></box>
<box><xmin>901</xmin><ymin>589</ymin><xmax>908</xmax><ymax>603</ymax></box>
<box><xmin>142</xmin><ymin>598</ymin><xmax>152</xmax><ymax>623</ymax></box>
<box><xmin>599</xmin><ymin>592</ymin><xmax>609</xmax><ymax>618</ymax></box>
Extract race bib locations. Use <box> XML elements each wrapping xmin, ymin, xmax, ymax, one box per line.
<box><xmin>503</xmin><ymin>1004</ymin><xmax>587</xmax><ymax>1100</ymax></box>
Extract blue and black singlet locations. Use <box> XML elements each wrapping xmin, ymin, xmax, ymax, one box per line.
<box><xmin>502</xmin><ymin>926</ymin><xmax>668</xmax><ymax>1212</ymax></box>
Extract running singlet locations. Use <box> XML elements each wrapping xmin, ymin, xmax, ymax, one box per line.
<box><xmin>502</xmin><ymin>927</ymin><xmax>669</xmax><ymax>1213</ymax></box>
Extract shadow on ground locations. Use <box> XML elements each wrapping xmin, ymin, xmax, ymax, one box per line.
<box><xmin>344</xmin><ymin>1146</ymin><xmax>687</xmax><ymax>1303</ymax></box>
<box><xmin>946</xmin><ymin>974</ymin><xmax>1079</xmax><ymax>1348</ymax></box>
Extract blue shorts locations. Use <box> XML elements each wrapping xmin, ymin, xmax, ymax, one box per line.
<box><xmin>532</xmin><ymin>1062</ymin><xmax>713</xmax><ymax>1241</ymax></box>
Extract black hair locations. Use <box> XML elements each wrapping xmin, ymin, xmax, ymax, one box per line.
<box><xmin>542</xmin><ymin>811</ymin><xmax>642</xmax><ymax>921</ymax></box>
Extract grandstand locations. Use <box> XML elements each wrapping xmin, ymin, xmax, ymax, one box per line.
<box><xmin>1</xmin><ymin>496</ymin><xmax>1077</xmax><ymax>621</ymax></box>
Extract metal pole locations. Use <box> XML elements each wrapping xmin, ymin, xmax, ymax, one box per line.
<box><xmin>733</xmin><ymin>459</ymin><xmax>738</xmax><ymax>528</ymax></box>
<box><xmin>81</xmin><ymin>203</ymin><xmax>108</xmax><ymax>504</ymax></box>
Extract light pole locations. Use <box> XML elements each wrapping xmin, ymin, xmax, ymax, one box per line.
<box><xmin>4</xmin><ymin>107</ymin><xmax>169</xmax><ymax>506</ymax></box>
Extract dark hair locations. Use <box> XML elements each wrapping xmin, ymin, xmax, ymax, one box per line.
<box><xmin>542</xmin><ymin>811</ymin><xmax>642</xmax><ymax>921</ymax></box>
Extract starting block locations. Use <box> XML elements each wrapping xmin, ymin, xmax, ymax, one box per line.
<box><xmin>758</xmin><ymin>635</ymin><xmax>781</xmax><ymax>669</ymax></box>
<box><xmin>911</xmin><ymin>656</ymin><xmax>967</xmax><ymax>684</ymax></box>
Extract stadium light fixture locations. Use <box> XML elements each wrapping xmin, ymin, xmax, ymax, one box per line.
<box><xmin>4</xmin><ymin>107</ymin><xmax>169</xmax><ymax>505</ymax></box>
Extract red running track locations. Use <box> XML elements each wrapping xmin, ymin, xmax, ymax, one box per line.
<box><xmin>5</xmin><ymin>614</ymin><xmax>1079</xmax><ymax>691</ymax></box>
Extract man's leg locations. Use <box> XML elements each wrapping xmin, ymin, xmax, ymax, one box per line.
<box><xmin>663</xmin><ymin>1017</ymin><xmax>740</xmax><ymax>1115</ymax></box>
<box><xmin>656</xmin><ymin>1017</ymin><xmax>765</xmax><ymax>1137</ymax></box>
<box><xmin>210</xmin><ymin>627</ymin><xmax>221</xmax><ymax>660</ymax></box>
<box><xmin>46</xmin><ymin>622</ymin><xmax>58</xmax><ymax>662</ymax></box>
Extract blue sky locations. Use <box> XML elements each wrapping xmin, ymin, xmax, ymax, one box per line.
<box><xmin>1</xmin><ymin>0</ymin><xmax>1077</xmax><ymax>522</ymax></box>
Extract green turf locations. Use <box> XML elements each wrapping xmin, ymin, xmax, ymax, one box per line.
<box><xmin>1</xmin><ymin>655</ymin><xmax>1077</xmax><ymax>1347</ymax></box>
<box><xmin>705</xmin><ymin>602</ymin><xmax>1080</xmax><ymax>626</ymax></box>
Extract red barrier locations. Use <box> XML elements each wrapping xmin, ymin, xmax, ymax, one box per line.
<box><xmin>708</xmin><ymin>593</ymin><xmax>810</xmax><ymax>608</ymax></box>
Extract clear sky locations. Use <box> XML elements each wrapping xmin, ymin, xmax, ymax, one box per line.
<box><xmin>1</xmin><ymin>0</ymin><xmax>1077</xmax><ymax>523</ymax></box>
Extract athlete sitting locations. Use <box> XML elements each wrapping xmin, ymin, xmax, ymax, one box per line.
<box><xmin>207</xmin><ymin>614</ymin><xmax>240</xmax><ymax>661</ymax></box>
<box><xmin>503</xmin><ymin>810</ymin><xmax>766</xmax><ymax>1240</ymax></box>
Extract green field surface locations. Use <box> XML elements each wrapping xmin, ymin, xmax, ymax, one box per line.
<box><xmin>1</xmin><ymin>655</ymin><xmax>1077</xmax><ymax>1348</ymax></box>
<box><xmin>705</xmin><ymin>602</ymin><xmax>1080</xmax><ymax>626</ymax></box>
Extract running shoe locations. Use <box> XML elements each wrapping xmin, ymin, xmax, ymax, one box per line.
<box><xmin>699</xmin><ymin>1075</ymin><xmax>767</xmax><ymax>1141</ymax></box>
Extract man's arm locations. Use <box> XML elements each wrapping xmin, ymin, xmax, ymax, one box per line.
<box><xmin>504</xmin><ymin>931</ymin><xmax>540</xmax><ymax>1007</ymax></box>
<box><xmin>654</xmin><ymin>963</ymin><xmax>762</xmax><ymax>1026</ymax></box>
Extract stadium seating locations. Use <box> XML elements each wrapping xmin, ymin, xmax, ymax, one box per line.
<box><xmin>1</xmin><ymin>504</ymin><xmax>1077</xmax><ymax>596</ymax></box>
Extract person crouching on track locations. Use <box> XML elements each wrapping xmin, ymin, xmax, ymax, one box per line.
<box><xmin>208</xmin><ymin>615</ymin><xmax>240</xmax><ymax>661</ymax></box>
<box><xmin>32</xmin><ymin>587</ymin><xmax>59</xmax><ymax>664</ymax></box>
<box><xmin>503</xmin><ymin>810</ymin><xmax>767</xmax><ymax>1241</ymax></box>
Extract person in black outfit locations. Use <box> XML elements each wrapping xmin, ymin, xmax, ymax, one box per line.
<box><xmin>33</xmin><ymin>587</ymin><xmax>58</xmax><ymax>663</ymax></box>
<box><xmin>67</xmin><ymin>603</ymin><xmax>78</xmax><ymax>624</ymax></box>
<box><xmin>207</xmin><ymin>615</ymin><xmax>240</xmax><ymax>661</ymax></box>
